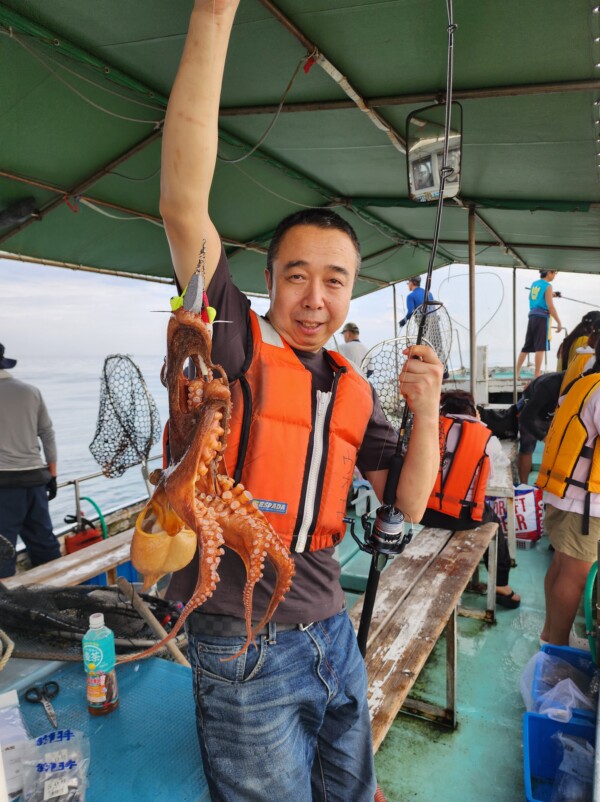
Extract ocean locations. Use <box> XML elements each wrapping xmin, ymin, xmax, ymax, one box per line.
<box><xmin>9</xmin><ymin>355</ymin><xmax>170</xmax><ymax>533</ymax></box>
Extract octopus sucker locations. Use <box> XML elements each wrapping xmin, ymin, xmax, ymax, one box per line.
<box><xmin>122</xmin><ymin>305</ymin><xmax>295</xmax><ymax>663</ymax></box>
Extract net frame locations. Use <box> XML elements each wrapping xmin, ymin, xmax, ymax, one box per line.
<box><xmin>89</xmin><ymin>354</ymin><xmax>161</xmax><ymax>482</ymax></box>
<box><xmin>361</xmin><ymin>335</ymin><xmax>434</xmax><ymax>434</ymax></box>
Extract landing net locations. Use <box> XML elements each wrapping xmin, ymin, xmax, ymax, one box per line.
<box><xmin>0</xmin><ymin>584</ymin><xmax>184</xmax><ymax>663</ymax></box>
<box><xmin>405</xmin><ymin>301</ymin><xmax>453</xmax><ymax>364</ymax></box>
<box><xmin>89</xmin><ymin>355</ymin><xmax>161</xmax><ymax>478</ymax></box>
<box><xmin>361</xmin><ymin>335</ymin><xmax>430</xmax><ymax>434</ymax></box>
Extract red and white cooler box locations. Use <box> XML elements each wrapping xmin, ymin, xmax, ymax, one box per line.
<box><xmin>487</xmin><ymin>484</ymin><xmax>544</xmax><ymax>546</ymax></box>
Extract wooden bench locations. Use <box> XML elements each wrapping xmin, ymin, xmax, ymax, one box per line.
<box><xmin>3</xmin><ymin>528</ymin><xmax>135</xmax><ymax>589</ymax></box>
<box><xmin>348</xmin><ymin>522</ymin><xmax>498</xmax><ymax>752</ymax></box>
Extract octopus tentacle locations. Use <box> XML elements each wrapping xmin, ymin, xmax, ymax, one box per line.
<box><xmin>121</xmin><ymin>306</ymin><xmax>295</xmax><ymax>664</ymax></box>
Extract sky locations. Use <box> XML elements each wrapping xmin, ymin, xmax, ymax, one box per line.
<box><xmin>1</xmin><ymin>256</ymin><xmax>598</xmax><ymax>374</ymax></box>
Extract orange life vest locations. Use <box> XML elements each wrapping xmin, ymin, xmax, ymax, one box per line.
<box><xmin>426</xmin><ymin>415</ymin><xmax>492</xmax><ymax>521</ymax></box>
<box><xmin>224</xmin><ymin>311</ymin><xmax>374</xmax><ymax>553</ymax></box>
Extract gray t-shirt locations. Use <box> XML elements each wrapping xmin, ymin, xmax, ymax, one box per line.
<box><xmin>0</xmin><ymin>372</ymin><xmax>57</xmax><ymax>472</ymax></box>
<box><xmin>167</xmin><ymin>248</ymin><xmax>397</xmax><ymax>623</ymax></box>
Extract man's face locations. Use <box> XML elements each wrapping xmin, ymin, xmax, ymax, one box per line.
<box><xmin>408</xmin><ymin>280</ymin><xmax>416</xmax><ymax>291</ymax></box>
<box><xmin>265</xmin><ymin>225</ymin><xmax>358</xmax><ymax>352</ymax></box>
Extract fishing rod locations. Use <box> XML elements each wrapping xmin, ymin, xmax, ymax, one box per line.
<box><xmin>347</xmin><ymin>0</ymin><xmax>457</xmax><ymax>658</ymax></box>
<box><xmin>525</xmin><ymin>287</ymin><xmax>600</xmax><ymax>310</ymax></box>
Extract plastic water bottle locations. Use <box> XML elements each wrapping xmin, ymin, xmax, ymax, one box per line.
<box><xmin>82</xmin><ymin>612</ymin><xmax>119</xmax><ymax>716</ymax></box>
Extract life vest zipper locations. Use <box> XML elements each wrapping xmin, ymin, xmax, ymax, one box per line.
<box><xmin>293</xmin><ymin>390</ymin><xmax>332</xmax><ymax>552</ymax></box>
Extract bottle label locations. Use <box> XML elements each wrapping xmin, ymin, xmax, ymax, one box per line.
<box><xmin>86</xmin><ymin>669</ymin><xmax>118</xmax><ymax>710</ymax></box>
<box><xmin>83</xmin><ymin>641</ymin><xmax>115</xmax><ymax>674</ymax></box>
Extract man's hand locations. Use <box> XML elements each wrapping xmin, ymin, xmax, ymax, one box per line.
<box><xmin>46</xmin><ymin>476</ymin><xmax>57</xmax><ymax>501</ymax></box>
<box><xmin>399</xmin><ymin>344</ymin><xmax>443</xmax><ymax>419</ymax></box>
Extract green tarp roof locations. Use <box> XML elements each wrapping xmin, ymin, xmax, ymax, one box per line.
<box><xmin>1</xmin><ymin>0</ymin><xmax>599</xmax><ymax>297</ymax></box>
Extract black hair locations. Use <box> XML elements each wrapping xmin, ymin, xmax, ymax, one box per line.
<box><xmin>408</xmin><ymin>276</ymin><xmax>422</xmax><ymax>286</ymax></box>
<box><xmin>558</xmin><ymin>311</ymin><xmax>600</xmax><ymax>365</ymax></box>
<box><xmin>440</xmin><ymin>390</ymin><xmax>477</xmax><ymax>417</ymax></box>
<box><xmin>266</xmin><ymin>208</ymin><xmax>361</xmax><ymax>277</ymax></box>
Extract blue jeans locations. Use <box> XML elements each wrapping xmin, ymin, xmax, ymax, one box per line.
<box><xmin>187</xmin><ymin>608</ymin><xmax>376</xmax><ymax>801</ymax></box>
<box><xmin>0</xmin><ymin>485</ymin><xmax>59</xmax><ymax>576</ymax></box>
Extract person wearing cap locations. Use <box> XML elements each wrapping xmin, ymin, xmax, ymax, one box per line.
<box><xmin>0</xmin><ymin>344</ymin><xmax>60</xmax><ymax>577</ymax></box>
<box><xmin>516</xmin><ymin>270</ymin><xmax>563</xmax><ymax>378</ymax></box>
<box><xmin>339</xmin><ymin>322</ymin><xmax>368</xmax><ymax>372</ymax></box>
<box><xmin>399</xmin><ymin>275</ymin><xmax>434</xmax><ymax>329</ymax></box>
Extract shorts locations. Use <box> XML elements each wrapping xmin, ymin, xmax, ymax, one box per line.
<box><xmin>545</xmin><ymin>504</ymin><xmax>600</xmax><ymax>562</ymax></box>
<box><xmin>521</xmin><ymin>315</ymin><xmax>549</xmax><ymax>353</ymax></box>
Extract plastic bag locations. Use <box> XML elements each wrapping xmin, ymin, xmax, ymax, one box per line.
<box><xmin>520</xmin><ymin>652</ymin><xmax>597</xmax><ymax>722</ymax></box>
<box><xmin>488</xmin><ymin>483</ymin><xmax>544</xmax><ymax>541</ymax></box>
<box><xmin>0</xmin><ymin>689</ymin><xmax>31</xmax><ymax>795</ymax></box>
<box><xmin>21</xmin><ymin>729</ymin><xmax>90</xmax><ymax>802</ymax></box>
<box><xmin>550</xmin><ymin>732</ymin><xmax>594</xmax><ymax>802</ymax></box>
<box><xmin>539</xmin><ymin>679</ymin><xmax>595</xmax><ymax>722</ymax></box>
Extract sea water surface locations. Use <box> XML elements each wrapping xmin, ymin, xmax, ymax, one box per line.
<box><xmin>9</xmin><ymin>355</ymin><xmax>169</xmax><ymax>533</ymax></box>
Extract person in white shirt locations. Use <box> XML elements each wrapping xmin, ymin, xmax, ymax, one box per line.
<box><xmin>338</xmin><ymin>322</ymin><xmax>368</xmax><ymax>373</ymax></box>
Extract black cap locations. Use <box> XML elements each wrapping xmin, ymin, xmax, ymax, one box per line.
<box><xmin>0</xmin><ymin>344</ymin><xmax>17</xmax><ymax>370</ymax></box>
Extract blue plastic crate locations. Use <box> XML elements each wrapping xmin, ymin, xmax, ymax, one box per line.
<box><xmin>523</xmin><ymin>712</ymin><xmax>595</xmax><ymax>802</ymax></box>
<box><xmin>82</xmin><ymin>559</ymin><xmax>138</xmax><ymax>586</ymax></box>
<box><xmin>531</xmin><ymin>644</ymin><xmax>596</xmax><ymax>722</ymax></box>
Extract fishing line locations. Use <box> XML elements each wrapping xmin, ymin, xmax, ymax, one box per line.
<box><xmin>217</xmin><ymin>53</ymin><xmax>312</xmax><ymax>164</ymax></box>
<box><xmin>351</xmin><ymin>1</ymin><xmax>458</xmax><ymax>658</ymax></box>
<box><xmin>436</xmin><ymin>270</ymin><xmax>505</xmax><ymax>336</ymax></box>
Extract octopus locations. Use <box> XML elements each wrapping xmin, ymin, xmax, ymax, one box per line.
<box><xmin>121</xmin><ymin>303</ymin><xmax>294</xmax><ymax>662</ymax></box>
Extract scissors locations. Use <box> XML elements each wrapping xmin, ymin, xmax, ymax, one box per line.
<box><xmin>24</xmin><ymin>681</ymin><xmax>60</xmax><ymax>729</ymax></box>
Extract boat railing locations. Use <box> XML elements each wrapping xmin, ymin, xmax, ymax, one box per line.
<box><xmin>54</xmin><ymin>452</ymin><xmax>162</xmax><ymax>535</ymax></box>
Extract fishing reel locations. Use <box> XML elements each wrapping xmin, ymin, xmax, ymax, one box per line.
<box><xmin>344</xmin><ymin>504</ymin><xmax>413</xmax><ymax>570</ymax></box>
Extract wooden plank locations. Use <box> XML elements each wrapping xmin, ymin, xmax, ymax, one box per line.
<box><xmin>349</xmin><ymin>527</ymin><xmax>454</xmax><ymax>653</ymax></box>
<box><xmin>3</xmin><ymin>528</ymin><xmax>134</xmax><ymax>589</ymax></box>
<box><xmin>364</xmin><ymin>523</ymin><xmax>497</xmax><ymax>752</ymax></box>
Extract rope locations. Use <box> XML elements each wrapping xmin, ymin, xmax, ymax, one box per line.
<box><xmin>4</xmin><ymin>29</ymin><xmax>163</xmax><ymax>126</ymax></box>
<box><xmin>79</xmin><ymin>198</ymin><xmax>165</xmax><ymax>227</ymax></box>
<box><xmin>0</xmin><ymin>628</ymin><xmax>15</xmax><ymax>672</ymax></box>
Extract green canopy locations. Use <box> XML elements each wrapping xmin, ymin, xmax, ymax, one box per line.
<box><xmin>1</xmin><ymin>0</ymin><xmax>599</xmax><ymax>297</ymax></box>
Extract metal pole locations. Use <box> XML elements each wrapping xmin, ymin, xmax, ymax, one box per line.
<box><xmin>513</xmin><ymin>268</ymin><xmax>518</xmax><ymax>403</ymax></box>
<box><xmin>73</xmin><ymin>480</ymin><xmax>82</xmax><ymax>529</ymax></box>
<box><xmin>468</xmin><ymin>206</ymin><xmax>477</xmax><ymax>399</ymax></box>
<box><xmin>392</xmin><ymin>283</ymin><xmax>398</xmax><ymax>336</ymax></box>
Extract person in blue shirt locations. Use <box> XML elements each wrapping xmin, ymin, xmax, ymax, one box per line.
<box><xmin>516</xmin><ymin>270</ymin><xmax>563</xmax><ymax>378</ymax></box>
<box><xmin>398</xmin><ymin>276</ymin><xmax>434</xmax><ymax>329</ymax></box>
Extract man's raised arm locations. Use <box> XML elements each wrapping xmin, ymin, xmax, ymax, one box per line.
<box><xmin>160</xmin><ymin>0</ymin><xmax>240</xmax><ymax>291</ymax></box>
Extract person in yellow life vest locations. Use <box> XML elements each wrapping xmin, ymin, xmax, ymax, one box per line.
<box><xmin>537</xmin><ymin>338</ymin><xmax>600</xmax><ymax>647</ymax></box>
<box><xmin>556</xmin><ymin>310</ymin><xmax>600</xmax><ymax>372</ymax></box>
<box><xmin>159</xmin><ymin>3</ymin><xmax>443</xmax><ymax>800</ymax></box>
<box><xmin>420</xmin><ymin>390</ymin><xmax>521</xmax><ymax>609</ymax></box>
<box><xmin>559</xmin><ymin>315</ymin><xmax>600</xmax><ymax>395</ymax></box>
